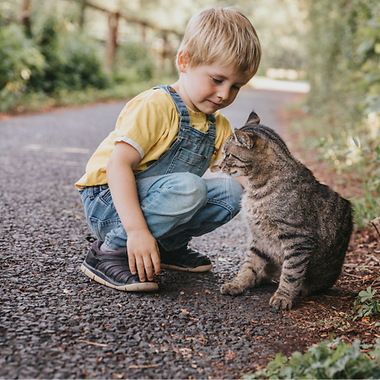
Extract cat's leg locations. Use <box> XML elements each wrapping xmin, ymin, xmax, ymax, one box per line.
<box><xmin>269</xmin><ymin>237</ymin><xmax>315</xmax><ymax>310</ymax></box>
<box><xmin>221</xmin><ymin>246</ymin><xmax>270</xmax><ymax>295</ymax></box>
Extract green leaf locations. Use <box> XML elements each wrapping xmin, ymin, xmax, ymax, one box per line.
<box><xmin>326</xmin><ymin>340</ymin><xmax>362</xmax><ymax>377</ymax></box>
<box><xmin>357</xmin><ymin>36</ymin><xmax>376</xmax><ymax>54</ymax></box>
<box><xmin>248</xmin><ymin>339</ymin><xmax>380</xmax><ymax>379</ymax></box>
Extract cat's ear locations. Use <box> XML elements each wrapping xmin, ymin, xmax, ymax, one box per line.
<box><xmin>234</xmin><ymin>130</ymin><xmax>254</xmax><ymax>149</ymax></box>
<box><xmin>246</xmin><ymin>111</ymin><xmax>260</xmax><ymax>125</ymax></box>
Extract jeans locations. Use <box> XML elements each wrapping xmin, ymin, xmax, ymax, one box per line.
<box><xmin>79</xmin><ymin>172</ymin><xmax>243</xmax><ymax>251</ymax></box>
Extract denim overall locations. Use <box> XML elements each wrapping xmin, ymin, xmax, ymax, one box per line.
<box><xmin>80</xmin><ymin>85</ymin><xmax>243</xmax><ymax>251</ymax></box>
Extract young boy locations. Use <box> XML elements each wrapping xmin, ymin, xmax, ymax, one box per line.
<box><xmin>76</xmin><ymin>7</ymin><xmax>261</xmax><ymax>292</ymax></box>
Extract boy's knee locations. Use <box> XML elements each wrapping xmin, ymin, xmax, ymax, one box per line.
<box><xmin>173</xmin><ymin>173</ymin><xmax>208</xmax><ymax>208</ymax></box>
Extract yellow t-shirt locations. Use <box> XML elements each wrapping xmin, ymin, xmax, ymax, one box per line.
<box><xmin>76</xmin><ymin>88</ymin><xmax>232</xmax><ymax>188</ymax></box>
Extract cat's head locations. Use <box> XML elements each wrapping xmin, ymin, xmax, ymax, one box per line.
<box><xmin>218</xmin><ymin>111</ymin><xmax>289</xmax><ymax>177</ymax></box>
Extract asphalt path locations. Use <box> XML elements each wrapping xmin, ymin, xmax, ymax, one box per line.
<box><xmin>0</xmin><ymin>86</ymin><xmax>309</xmax><ymax>379</ymax></box>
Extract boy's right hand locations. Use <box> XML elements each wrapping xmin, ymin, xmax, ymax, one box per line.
<box><xmin>127</xmin><ymin>229</ymin><xmax>161</xmax><ymax>282</ymax></box>
<box><xmin>107</xmin><ymin>142</ymin><xmax>161</xmax><ymax>283</ymax></box>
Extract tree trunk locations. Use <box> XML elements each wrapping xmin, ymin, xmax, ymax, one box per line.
<box><xmin>20</xmin><ymin>0</ymin><xmax>33</xmax><ymax>37</ymax></box>
<box><xmin>141</xmin><ymin>24</ymin><xmax>147</xmax><ymax>44</ymax></box>
<box><xmin>78</xmin><ymin>0</ymin><xmax>86</xmax><ymax>30</ymax></box>
<box><xmin>161</xmin><ymin>32</ymin><xmax>176</xmax><ymax>75</ymax></box>
<box><xmin>105</xmin><ymin>12</ymin><xmax>119</xmax><ymax>69</ymax></box>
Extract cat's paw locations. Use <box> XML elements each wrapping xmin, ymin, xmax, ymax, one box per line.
<box><xmin>220</xmin><ymin>282</ymin><xmax>244</xmax><ymax>295</ymax></box>
<box><xmin>269</xmin><ymin>293</ymin><xmax>293</xmax><ymax>310</ymax></box>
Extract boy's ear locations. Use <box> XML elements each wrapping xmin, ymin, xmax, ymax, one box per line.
<box><xmin>177</xmin><ymin>50</ymin><xmax>188</xmax><ymax>73</ymax></box>
<box><xmin>245</xmin><ymin>111</ymin><xmax>260</xmax><ymax>125</ymax></box>
<box><xmin>234</xmin><ymin>130</ymin><xmax>254</xmax><ymax>149</ymax></box>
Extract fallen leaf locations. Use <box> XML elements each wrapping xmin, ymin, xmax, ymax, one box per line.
<box><xmin>112</xmin><ymin>372</ymin><xmax>125</xmax><ymax>379</ymax></box>
<box><xmin>179</xmin><ymin>348</ymin><xmax>192</xmax><ymax>355</ymax></box>
<box><xmin>128</xmin><ymin>365</ymin><xmax>158</xmax><ymax>369</ymax></box>
<box><xmin>225</xmin><ymin>349</ymin><xmax>237</xmax><ymax>360</ymax></box>
<box><xmin>79</xmin><ymin>340</ymin><xmax>109</xmax><ymax>347</ymax></box>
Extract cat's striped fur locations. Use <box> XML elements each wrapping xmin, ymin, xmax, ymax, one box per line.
<box><xmin>220</xmin><ymin>111</ymin><xmax>353</xmax><ymax>310</ymax></box>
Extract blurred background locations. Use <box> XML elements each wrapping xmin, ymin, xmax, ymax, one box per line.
<box><xmin>0</xmin><ymin>0</ymin><xmax>379</xmax><ymax>224</ymax></box>
<box><xmin>0</xmin><ymin>0</ymin><xmax>312</xmax><ymax>111</ymax></box>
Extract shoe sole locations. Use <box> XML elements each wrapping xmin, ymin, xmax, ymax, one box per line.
<box><xmin>81</xmin><ymin>263</ymin><xmax>159</xmax><ymax>292</ymax></box>
<box><xmin>160</xmin><ymin>263</ymin><xmax>212</xmax><ymax>272</ymax></box>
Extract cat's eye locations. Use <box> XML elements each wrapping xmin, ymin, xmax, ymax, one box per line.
<box><xmin>226</xmin><ymin>153</ymin><xmax>249</xmax><ymax>164</ymax></box>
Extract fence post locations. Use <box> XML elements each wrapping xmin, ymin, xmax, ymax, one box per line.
<box><xmin>78</xmin><ymin>0</ymin><xmax>86</xmax><ymax>30</ymax></box>
<box><xmin>105</xmin><ymin>11</ymin><xmax>119</xmax><ymax>68</ymax></box>
<box><xmin>20</xmin><ymin>0</ymin><xmax>33</xmax><ymax>37</ymax></box>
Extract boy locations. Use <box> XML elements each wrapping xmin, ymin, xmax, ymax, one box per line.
<box><xmin>76</xmin><ymin>7</ymin><xmax>261</xmax><ymax>292</ymax></box>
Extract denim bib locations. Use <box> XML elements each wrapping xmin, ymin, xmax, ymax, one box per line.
<box><xmin>134</xmin><ymin>85</ymin><xmax>216</xmax><ymax>180</ymax></box>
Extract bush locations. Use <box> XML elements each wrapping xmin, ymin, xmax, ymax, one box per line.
<box><xmin>247</xmin><ymin>338</ymin><xmax>380</xmax><ymax>379</ymax></box>
<box><xmin>113</xmin><ymin>41</ymin><xmax>157</xmax><ymax>84</ymax></box>
<box><xmin>0</xmin><ymin>14</ymin><xmax>168</xmax><ymax>114</ymax></box>
<box><xmin>297</xmin><ymin>0</ymin><xmax>380</xmax><ymax>226</ymax></box>
<box><xmin>0</xmin><ymin>15</ymin><xmax>116</xmax><ymax>113</ymax></box>
<box><xmin>0</xmin><ymin>24</ymin><xmax>46</xmax><ymax>111</ymax></box>
<box><xmin>0</xmin><ymin>16</ymin><xmax>109</xmax><ymax>93</ymax></box>
<box><xmin>32</xmin><ymin>16</ymin><xmax>109</xmax><ymax>93</ymax></box>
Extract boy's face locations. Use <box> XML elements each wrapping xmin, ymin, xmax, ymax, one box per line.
<box><xmin>176</xmin><ymin>54</ymin><xmax>251</xmax><ymax>114</ymax></box>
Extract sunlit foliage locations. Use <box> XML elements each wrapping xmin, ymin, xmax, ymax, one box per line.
<box><xmin>298</xmin><ymin>0</ymin><xmax>380</xmax><ymax>226</ymax></box>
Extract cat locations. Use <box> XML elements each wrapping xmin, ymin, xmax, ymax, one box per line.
<box><xmin>219</xmin><ymin>111</ymin><xmax>353</xmax><ymax>310</ymax></box>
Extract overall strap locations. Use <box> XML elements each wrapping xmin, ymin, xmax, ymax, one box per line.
<box><xmin>153</xmin><ymin>85</ymin><xmax>216</xmax><ymax>126</ymax></box>
<box><xmin>207</xmin><ymin>111</ymin><xmax>216</xmax><ymax>124</ymax></box>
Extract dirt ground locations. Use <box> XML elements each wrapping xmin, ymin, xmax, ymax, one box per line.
<box><xmin>279</xmin><ymin>108</ymin><xmax>380</xmax><ymax>349</ymax></box>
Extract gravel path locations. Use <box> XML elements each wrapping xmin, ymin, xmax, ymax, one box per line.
<box><xmin>0</xmin><ymin>87</ymin><xmax>311</xmax><ymax>379</ymax></box>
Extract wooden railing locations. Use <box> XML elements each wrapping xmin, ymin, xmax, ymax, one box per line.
<box><xmin>78</xmin><ymin>0</ymin><xmax>182</xmax><ymax>68</ymax></box>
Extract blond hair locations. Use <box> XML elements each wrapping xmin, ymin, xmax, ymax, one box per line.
<box><xmin>178</xmin><ymin>7</ymin><xmax>261</xmax><ymax>78</ymax></box>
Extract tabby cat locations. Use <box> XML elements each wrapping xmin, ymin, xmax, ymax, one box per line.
<box><xmin>219</xmin><ymin>111</ymin><xmax>353</xmax><ymax>310</ymax></box>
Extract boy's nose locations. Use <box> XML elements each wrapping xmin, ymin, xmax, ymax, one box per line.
<box><xmin>217</xmin><ymin>86</ymin><xmax>231</xmax><ymax>101</ymax></box>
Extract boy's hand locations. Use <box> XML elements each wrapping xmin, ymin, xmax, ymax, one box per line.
<box><xmin>234</xmin><ymin>176</ymin><xmax>247</xmax><ymax>189</ymax></box>
<box><xmin>127</xmin><ymin>229</ymin><xmax>161</xmax><ymax>282</ymax></box>
<box><xmin>107</xmin><ymin>142</ymin><xmax>161</xmax><ymax>282</ymax></box>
